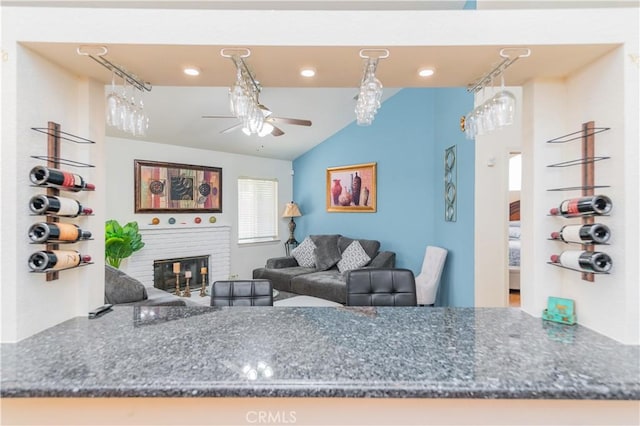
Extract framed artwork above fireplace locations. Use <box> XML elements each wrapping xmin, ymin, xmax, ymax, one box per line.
<box><xmin>134</xmin><ymin>159</ymin><xmax>222</xmax><ymax>213</ymax></box>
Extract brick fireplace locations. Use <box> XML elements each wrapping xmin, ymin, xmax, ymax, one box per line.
<box><xmin>126</xmin><ymin>225</ymin><xmax>231</xmax><ymax>289</ymax></box>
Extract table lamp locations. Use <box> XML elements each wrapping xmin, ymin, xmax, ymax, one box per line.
<box><xmin>282</xmin><ymin>201</ymin><xmax>302</xmax><ymax>245</ymax></box>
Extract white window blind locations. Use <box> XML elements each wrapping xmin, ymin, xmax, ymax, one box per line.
<box><xmin>238</xmin><ymin>177</ymin><xmax>278</xmax><ymax>244</ymax></box>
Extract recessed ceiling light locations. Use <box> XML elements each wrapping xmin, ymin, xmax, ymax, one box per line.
<box><xmin>183</xmin><ymin>66</ymin><xmax>201</xmax><ymax>76</ymax></box>
<box><xmin>418</xmin><ymin>68</ymin><xmax>435</xmax><ymax>78</ymax></box>
<box><xmin>300</xmin><ymin>68</ymin><xmax>316</xmax><ymax>78</ymax></box>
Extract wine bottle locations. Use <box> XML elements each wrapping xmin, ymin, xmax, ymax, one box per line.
<box><xmin>28</xmin><ymin>250</ymin><xmax>92</xmax><ymax>271</ymax></box>
<box><xmin>550</xmin><ymin>223</ymin><xmax>611</xmax><ymax>244</ymax></box>
<box><xmin>29</xmin><ymin>166</ymin><xmax>95</xmax><ymax>191</ymax></box>
<box><xmin>28</xmin><ymin>222</ymin><xmax>92</xmax><ymax>243</ymax></box>
<box><xmin>550</xmin><ymin>250</ymin><xmax>612</xmax><ymax>273</ymax></box>
<box><xmin>29</xmin><ymin>194</ymin><xmax>93</xmax><ymax>217</ymax></box>
<box><xmin>549</xmin><ymin>195</ymin><xmax>612</xmax><ymax>217</ymax></box>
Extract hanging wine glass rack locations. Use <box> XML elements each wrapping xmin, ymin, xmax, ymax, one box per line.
<box><xmin>77</xmin><ymin>45</ymin><xmax>152</xmax><ymax>93</ymax></box>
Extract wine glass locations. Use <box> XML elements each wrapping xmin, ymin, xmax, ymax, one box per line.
<box><xmin>492</xmin><ymin>75</ymin><xmax>516</xmax><ymax>127</ymax></box>
<box><xmin>106</xmin><ymin>71</ymin><xmax>120</xmax><ymax>127</ymax></box>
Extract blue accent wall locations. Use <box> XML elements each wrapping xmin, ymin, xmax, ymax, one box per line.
<box><xmin>292</xmin><ymin>88</ymin><xmax>474</xmax><ymax>306</ymax></box>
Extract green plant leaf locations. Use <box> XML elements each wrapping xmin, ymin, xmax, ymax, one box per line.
<box><xmin>105</xmin><ymin>220</ymin><xmax>144</xmax><ymax>269</ymax></box>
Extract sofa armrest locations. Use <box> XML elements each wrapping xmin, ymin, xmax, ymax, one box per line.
<box><xmin>367</xmin><ymin>251</ymin><xmax>396</xmax><ymax>268</ymax></box>
<box><xmin>266</xmin><ymin>256</ymin><xmax>299</xmax><ymax>269</ymax></box>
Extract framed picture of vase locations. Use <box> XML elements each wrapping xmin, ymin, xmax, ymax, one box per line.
<box><xmin>326</xmin><ymin>162</ymin><xmax>376</xmax><ymax>212</ymax></box>
<box><xmin>134</xmin><ymin>159</ymin><xmax>222</xmax><ymax>213</ymax></box>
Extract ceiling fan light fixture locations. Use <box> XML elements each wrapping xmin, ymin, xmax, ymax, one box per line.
<box><xmin>300</xmin><ymin>67</ymin><xmax>316</xmax><ymax>78</ymax></box>
<box><xmin>258</xmin><ymin>122</ymin><xmax>274</xmax><ymax>137</ymax></box>
<box><xmin>418</xmin><ymin>67</ymin><xmax>435</xmax><ymax>78</ymax></box>
<box><xmin>183</xmin><ymin>66</ymin><xmax>201</xmax><ymax>76</ymax></box>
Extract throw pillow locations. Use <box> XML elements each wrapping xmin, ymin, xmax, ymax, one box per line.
<box><xmin>337</xmin><ymin>240</ymin><xmax>371</xmax><ymax>273</ymax></box>
<box><xmin>338</xmin><ymin>236</ymin><xmax>380</xmax><ymax>260</ymax></box>
<box><xmin>291</xmin><ymin>237</ymin><xmax>316</xmax><ymax>268</ymax></box>
<box><xmin>310</xmin><ymin>234</ymin><xmax>342</xmax><ymax>271</ymax></box>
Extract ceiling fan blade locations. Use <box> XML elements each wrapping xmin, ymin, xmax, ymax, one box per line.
<box><xmin>269</xmin><ymin>117</ymin><xmax>312</xmax><ymax>126</ymax></box>
<box><xmin>271</xmin><ymin>125</ymin><xmax>285</xmax><ymax>137</ymax></box>
<box><xmin>220</xmin><ymin>122</ymin><xmax>243</xmax><ymax>134</ymax></box>
<box><xmin>202</xmin><ymin>115</ymin><xmax>236</xmax><ymax>119</ymax></box>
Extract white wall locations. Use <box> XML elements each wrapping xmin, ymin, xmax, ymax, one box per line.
<box><xmin>519</xmin><ymin>45</ymin><xmax>639</xmax><ymax>343</ymax></box>
<box><xmin>474</xmin><ymin>87</ymin><xmax>523</xmax><ymax>307</ymax></box>
<box><xmin>105</xmin><ymin>137</ymin><xmax>293</xmax><ymax>280</ymax></box>
<box><xmin>1</xmin><ymin>45</ymin><xmax>105</xmax><ymax>341</ymax></box>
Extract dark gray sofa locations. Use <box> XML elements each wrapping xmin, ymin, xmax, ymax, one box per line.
<box><xmin>105</xmin><ymin>264</ymin><xmax>199</xmax><ymax>306</ymax></box>
<box><xmin>253</xmin><ymin>234</ymin><xmax>395</xmax><ymax>304</ymax></box>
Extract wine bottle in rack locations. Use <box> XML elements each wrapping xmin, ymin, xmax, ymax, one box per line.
<box><xmin>549</xmin><ymin>195</ymin><xmax>612</xmax><ymax>217</ymax></box>
<box><xmin>29</xmin><ymin>194</ymin><xmax>93</xmax><ymax>217</ymax></box>
<box><xmin>28</xmin><ymin>222</ymin><xmax>92</xmax><ymax>243</ymax></box>
<box><xmin>29</xmin><ymin>165</ymin><xmax>95</xmax><ymax>191</ymax></box>
<box><xmin>550</xmin><ymin>223</ymin><xmax>611</xmax><ymax>244</ymax></box>
<box><xmin>550</xmin><ymin>250</ymin><xmax>612</xmax><ymax>273</ymax></box>
<box><xmin>28</xmin><ymin>250</ymin><xmax>92</xmax><ymax>272</ymax></box>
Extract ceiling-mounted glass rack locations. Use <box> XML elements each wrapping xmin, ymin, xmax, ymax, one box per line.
<box><xmin>76</xmin><ymin>45</ymin><xmax>152</xmax><ymax>92</ymax></box>
<box><xmin>466</xmin><ymin>47</ymin><xmax>531</xmax><ymax>94</ymax></box>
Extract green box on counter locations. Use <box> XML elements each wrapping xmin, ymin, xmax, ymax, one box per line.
<box><xmin>542</xmin><ymin>297</ymin><xmax>576</xmax><ymax>325</ymax></box>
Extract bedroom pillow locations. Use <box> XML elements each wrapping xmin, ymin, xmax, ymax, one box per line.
<box><xmin>291</xmin><ymin>237</ymin><xmax>316</xmax><ymax>268</ymax></box>
<box><xmin>337</xmin><ymin>240</ymin><xmax>371</xmax><ymax>273</ymax></box>
<box><xmin>508</xmin><ymin>226</ymin><xmax>521</xmax><ymax>240</ymax></box>
<box><xmin>310</xmin><ymin>234</ymin><xmax>342</xmax><ymax>271</ymax></box>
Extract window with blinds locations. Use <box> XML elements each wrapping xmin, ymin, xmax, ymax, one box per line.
<box><xmin>237</xmin><ymin>177</ymin><xmax>278</xmax><ymax>244</ymax></box>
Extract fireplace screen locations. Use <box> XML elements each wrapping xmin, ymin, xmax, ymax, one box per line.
<box><xmin>154</xmin><ymin>255</ymin><xmax>209</xmax><ymax>293</ymax></box>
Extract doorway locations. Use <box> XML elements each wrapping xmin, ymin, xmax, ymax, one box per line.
<box><xmin>508</xmin><ymin>153</ymin><xmax>522</xmax><ymax>307</ymax></box>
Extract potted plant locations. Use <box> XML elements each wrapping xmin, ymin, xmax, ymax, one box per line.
<box><xmin>105</xmin><ymin>219</ymin><xmax>145</xmax><ymax>269</ymax></box>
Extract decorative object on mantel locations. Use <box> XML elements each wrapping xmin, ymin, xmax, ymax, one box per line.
<box><xmin>444</xmin><ymin>145</ymin><xmax>457</xmax><ymax>222</ymax></box>
<box><xmin>326</xmin><ymin>163</ymin><xmax>377</xmax><ymax>213</ymax></box>
<box><xmin>355</xmin><ymin>49</ymin><xmax>389</xmax><ymax>126</ymax></box>
<box><xmin>209</xmin><ymin>216</ymin><xmax>217</xmax><ymax>223</ymax></box>
<box><xmin>105</xmin><ymin>220</ymin><xmax>145</xmax><ymax>269</ymax></box>
<box><xmin>461</xmin><ymin>47</ymin><xmax>531</xmax><ymax>139</ymax></box>
<box><xmin>168</xmin><ymin>217</ymin><xmax>176</xmax><ymax>224</ymax></box>
<box><xmin>151</xmin><ymin>217</ymin><xmax>160</xmax><ymax>225</ymax></box>
<box><xmin>282</xmin><ymin>201</ymin><xmax>302</xmax><ymax>255</ymax></box>
<box><xmin>201</xmin><ymin>47</ymin><xmax>312</xmax><ymax>137</ymax></box>
<box><xmin>77</xmin><ymin>45</ymin><xmax>151</xmax><ymax>137</ymax></box>
<box><xmin>173</xmin><ymin>262</ymin><xmax>181</xmax><ymax>296</ymax></box>
<box><xmin>194</xmin><ymin>217</ymin><xmax>202</xmax><ymax>224</ymax></box>
<box><xmin>134</xmin><ymin>159</ymin><xmax>222</xmax><ymax>213</ymax></box>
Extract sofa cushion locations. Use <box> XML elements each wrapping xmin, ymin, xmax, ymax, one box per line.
<box><xmin>291</xmin><ymin>269</ymin><xmax>348</xmax><ymax>304</ymax></box>
<box><xmin>310</xmin><ymin>234</ymin><xmax>342</xmax><ymax>271</ymax></box>
<box><xmin>338</xmin><ymin>236</ymin><xmax>380</xmax><ymax>260</ymax></box>
<box><xmin>291</xmin><ymin>237</ymin><xmax>316</xmax><ymax>267</ymax></box>
<box><xmin>253</xmin><ymin>266</ymin><xmax>316</xmax><ymax>293</ymax></box>
<box><xmin>337</xmin><ymin>240</ymin><xmax>371</xmax><ymax>273</ymax></box>
<box><xmin>105</xmin><ymin>264</ymin><xmax>148</xmax><ymax>304</ymax></box>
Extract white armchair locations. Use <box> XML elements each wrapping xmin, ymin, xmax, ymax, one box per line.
<box><xmin>415</xmin><ymin>246</ymin><xmax>448</xmax><ymax>306</ymax></box>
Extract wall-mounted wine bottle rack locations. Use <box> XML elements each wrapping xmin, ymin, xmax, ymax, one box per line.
<box><xmin>546</xmin><ymin>121</ymin><xmax>611</xmax><ymax>282</ymax></box>
<box><xmin>30</xmin><ymin>122</ymin><xmax>95</xmax><ymax>281</ymax></box>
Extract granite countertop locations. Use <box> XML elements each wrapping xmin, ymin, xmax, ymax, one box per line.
<box><xmin>1</xmin><ymin>307</ymin><xmax>638</xmax><ymax>399</ymax></box>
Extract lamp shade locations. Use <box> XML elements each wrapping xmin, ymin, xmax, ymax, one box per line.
<box><xmin>282</xmin><ymin>202</ymin><xmax>302</xmax><ymax>218</ymax></box>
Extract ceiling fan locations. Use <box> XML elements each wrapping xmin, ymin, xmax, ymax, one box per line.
<box><xmin>203</xmin><ymin>48</ymin><xmax>312</xmax><ymax>137</ymax></box>
<box><xmin>202</xmin><ymin>100</ymin><xmax>312</xmax><ymax>138</ymax></box>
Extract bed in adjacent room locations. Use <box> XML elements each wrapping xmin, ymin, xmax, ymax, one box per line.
<box><xmin>508</xmin><ymin>200</ymin><xmax>521</xmax><ymax>290</ymax></box>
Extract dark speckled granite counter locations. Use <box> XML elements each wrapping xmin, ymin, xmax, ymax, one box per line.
<box><xmin>1</xmin><ymin>307</ymin><xmax>638</xmax><ymax>399</ymax></box>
